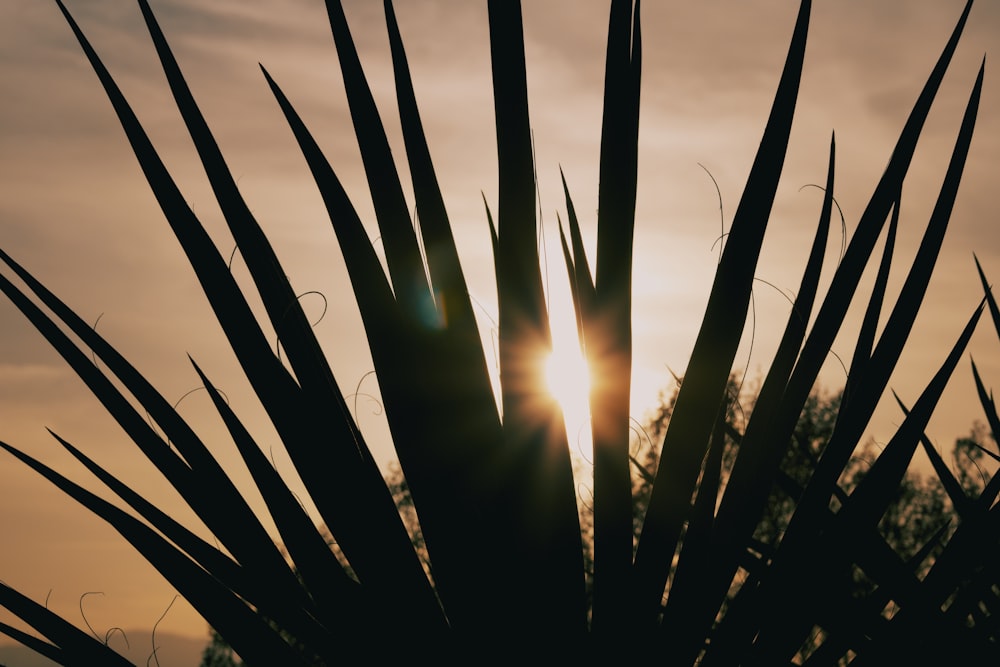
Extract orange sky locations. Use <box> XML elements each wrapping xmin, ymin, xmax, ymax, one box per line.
<box><xmin>1</xmin><ymin>0</ymin><xmax>998</xmax><ymax>650</ymax></box>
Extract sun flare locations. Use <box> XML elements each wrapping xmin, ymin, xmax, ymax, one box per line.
<box><xmin>543</xmin><ymin>343</ymin><xmax>592</xmax><ymax>434</ymax></box>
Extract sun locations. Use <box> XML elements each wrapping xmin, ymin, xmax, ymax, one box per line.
<box><xmin>543</xmin><ymin>341</ymin><xmax>592</xmax><ymax>434</ymax></box>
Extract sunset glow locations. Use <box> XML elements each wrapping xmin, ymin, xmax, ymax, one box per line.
<box><xmin>544</xmin><ymin>339</ymin><xmax>592</xmax><ymax>437</ymax></box>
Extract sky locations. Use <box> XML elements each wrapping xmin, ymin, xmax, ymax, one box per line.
<box><xmin>1</xmin><ymin>0</ymin><xmax>998</xmax><ymax>651</ymax></box>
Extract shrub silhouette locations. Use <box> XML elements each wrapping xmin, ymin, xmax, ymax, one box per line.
<box><xmin>1</xmin><ymin>0</ymin><xmax>997</xmax><ymax>664</ymax></box>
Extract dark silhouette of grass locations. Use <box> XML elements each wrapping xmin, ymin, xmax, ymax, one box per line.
<box><xmin>0</xmin><ymin>0</ymin><xmax>997</xmax><ymax>664</ymax></box>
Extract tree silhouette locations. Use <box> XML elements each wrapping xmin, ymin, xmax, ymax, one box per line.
<box><xmin>199</xmin><ymin>629</ymin><xmax>243</xmax><ymax>667</ymax></box>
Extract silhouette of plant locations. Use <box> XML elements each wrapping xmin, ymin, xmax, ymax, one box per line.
<box><xmin>1</xmin><ymin>0</ymin><xmax>997</xmax><ymax>664</ymax></box>
<box><xmin>199</xmin><ymin>629</ymin><xmax>243</xmax><ymax>667</ymax></box>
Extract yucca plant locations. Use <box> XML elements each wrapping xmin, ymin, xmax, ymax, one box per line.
<box><xmin>1</xmin><ymin>0</ymin><xmax>997</xmax><ymax>664</ymax></box>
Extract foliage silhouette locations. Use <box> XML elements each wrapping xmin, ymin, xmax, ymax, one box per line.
<box><xmin>0</xmin><ymin>0</ymin><xmax>997</xmax><ymax>664</ymax></box>
<box><xmin>199</xmin><ymin>629</ymin><xmax>243</xmax><ymax>667</ymax></box>
<box><xmin>384</xmin><ymin>379</ymin><xmax>988</xmax><ymax>635</ymax></box>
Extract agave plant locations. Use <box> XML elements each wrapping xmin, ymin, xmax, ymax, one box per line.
<box><xmin>1</xmin><ymin>0</ymin><xmax>997</xmax><ymax>664</ymax></box>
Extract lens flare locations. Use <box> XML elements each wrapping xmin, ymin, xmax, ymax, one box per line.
<box><xmin>544</xmin><ymin>343</ymin><xmax>591</xmax><ymax>434</ymax></box>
